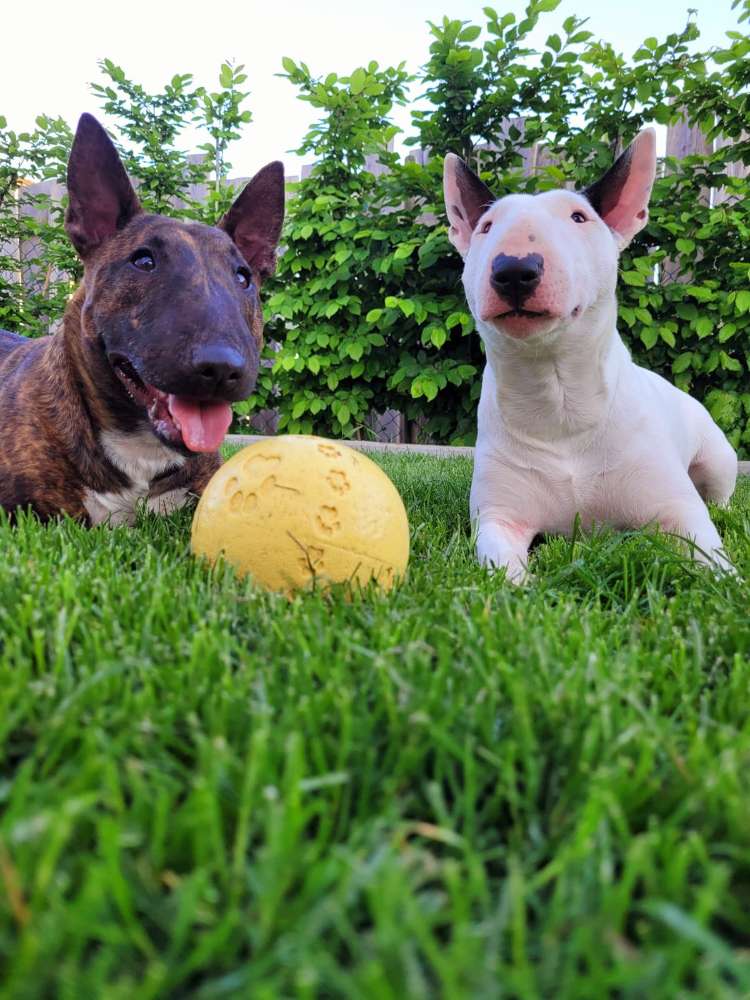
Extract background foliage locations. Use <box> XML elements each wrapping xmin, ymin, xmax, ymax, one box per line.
<box><xmin>0</xmin><ymin>60</ymin><xmax>250</xmax><ymax>336</ymax></box>
<box><xmin>1</xmin><ymin>1</ymin><xmax>748</xmax><ymax>450</ymax></box>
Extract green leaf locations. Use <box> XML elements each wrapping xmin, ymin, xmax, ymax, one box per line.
<box><xmin>659</xmin><ymin>327</ymin><xmax>676</xmax><ymax>347</ymax></box>
<box><xmin>445</xmin><ymin>311</ymin><xmax>468</xmax><ymax>329</ymax></box>
<box><xmin>685</xmin><ymin>285</ymin><xmax>714</xmax><ymax>302</ymax></box>
<box><xmin>366</xmin><ymin>308</ymin><xmax>383</xmax><ymax>324</ymax></box>
<box><xmin>431</xmin><ymin>327</ymin><xmax>447</xmax><ymax>349</ymax></box>
<box><xmin>281</xmin><ymin>56</ymin><xmax>297</xmax><ymax>75</ymax></box>
<box><xmin>676</xmin><ymin>238</ymin><xmax>695</xmax><ymax>254</ymax></box>
<box><xmin>672</xmin><ymin>352</ymin><xmax>693</xmax><ymax>374</ymax></box>
<box><xmin>736</xmin><ymin>290</ymin><xmax>750</xmax><ymax>313</ymax></box>
<box><xmin>350</xmin><ymin>68</ymin><xmax>367</xmax><ymax>95</ymax></box>
<box><xmin>676</xmin><ymin>302</ymin><xmax>698</xmax><ymax>321</ymax></box>
<box><xmin>640</xmin><ymin>327</ymin><xmax>658</xmax><ymax>349</ymax></box>
<box><xmin>720</xmin><ymin>351</ymin><xmax>742</xmax><ymax>372</ymax></box>
<box><xmin>219</xmin><ymin>64</ymin><xmax>233</xmax><ymax>89</ymax></box>
<box><xmin>636</xmin><ymin>82</ymin><xmax>653</xmax><ymax>103</ymax></box>
<box><xmin>393</xmin><ymin>244</ymin><xmax>416</xmax><ymax>260</ymax></box>
<box><xmin>694</xmin><ymin>316</ymin><xmax>713</xmax><ymax>339</ymax></box>
<box><xmin>620</xmin><ymin>270</ymin><xmax>646</xmax><ymax>287</ymax></box>
<box><xmin>459</xmin><ymin>25</ymin><xmax>482</xmax><ymax>42</ymax></box>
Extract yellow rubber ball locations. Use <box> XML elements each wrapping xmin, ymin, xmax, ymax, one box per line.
<box><xmin>191</xmin><ymin>435</ymin><xmax>410</xmax><ymax>594</ymax></box>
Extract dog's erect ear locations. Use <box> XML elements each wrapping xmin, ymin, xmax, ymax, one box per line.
<box><xmin>65</xmin><ymin>114</ymin><xmax>142</xmax><ymax>259</ymax></box>
<box><xmin>582</xmin><ymin>128</ymin><xmax>657</xmax><ymax>249</ymax></box>
<box><xmin>218</xmin><ymin>161</ymin><xmax>285</xmax><ymax>281</ymax></box>
<box><xmin>443</xmin><ymin>153</ymin><xmax>496</xmax><ymax>257</ymax></box>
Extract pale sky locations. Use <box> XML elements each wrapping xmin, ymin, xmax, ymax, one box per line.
<box><xmin>1</xmin><ymin>0</ymin><xmax>741</xmax><ymax>179</ymax></box>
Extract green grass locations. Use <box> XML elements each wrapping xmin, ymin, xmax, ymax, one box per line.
<box><xmin>2</xmin><ymin>452</ymin><xmax>750</xmax><ymax>999</ymax></box>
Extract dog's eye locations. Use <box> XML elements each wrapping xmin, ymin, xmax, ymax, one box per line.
<box><xmin>571</xmin><ymin>211</ymin><xmax>587</xmax><ymax>224</ymax></box>
<box><xmin>235</xmin><ymin>266</ymin><xmax>252</xmax><ymax>289</ymax></box>
<box><xmin>130</xmin><ymin>249</ymin><xmax>155</xmax><ymax>271</ymax></box>
<box><xmin>479</xmin><ymin>220</ymin><xmax>492</xmax><ymax>234</ymax></box>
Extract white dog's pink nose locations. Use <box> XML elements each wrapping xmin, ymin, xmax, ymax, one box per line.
<box><xmin>490</xmin><ymin>253</ymin><xmax>544</xmax><ymax>310</ymax></box>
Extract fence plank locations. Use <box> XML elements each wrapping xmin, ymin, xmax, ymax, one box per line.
<box><xmin>713</xmin><ymin>133</ymin><xmax>749</xmax><ymax>206</ymax></box>
<box><xmin>665</xmin><ymin>113</ymin><xmax>711</xmax><ymax>208</ymax></box>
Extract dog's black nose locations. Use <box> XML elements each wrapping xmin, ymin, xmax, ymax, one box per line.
<box><xmin>490</xmin><ymin>253</ymin><xmax>544</xmax><ymax>308</ymax></box>
<box><xmin>191</xmin><ymin>344</ymin><xmax>246</xmax><ymax>395</ymax></box>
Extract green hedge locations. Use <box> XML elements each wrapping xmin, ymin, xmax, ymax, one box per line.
<box><xmin>2</xmin><ymin>1</ymin><xmax>749</xmax><ymax>451</ymax></box>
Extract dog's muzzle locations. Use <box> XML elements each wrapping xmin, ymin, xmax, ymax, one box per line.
<box><xmin>490</xmin><ymin>253</ymin><xmax>544</xmax><ymax>310</ymax></box>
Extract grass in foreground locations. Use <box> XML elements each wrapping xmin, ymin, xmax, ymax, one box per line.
<box><xmin>1</xmin><ymin>453</ymin><xmax>750</xmax><ymax>999</ymax></box>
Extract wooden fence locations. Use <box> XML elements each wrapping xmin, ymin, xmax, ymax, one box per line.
<box><xmin>3</xmin><ymin>117</ymin><xmax>746</xmax><ymax>443</ymax></box>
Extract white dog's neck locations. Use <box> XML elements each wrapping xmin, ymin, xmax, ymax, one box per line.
<box><xmin>482</xmin><ymin>300</ymin><xmax>628</xmax><ymax>442</ymax></box>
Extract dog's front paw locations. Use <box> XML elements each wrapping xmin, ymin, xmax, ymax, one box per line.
<box><xmin>477</xmin><ymin>546</ymin><xmax>529</xmax><ymax>586</ymax></box>
<box><xmin>700</xmin><ymin>546</ymin><xmax>738</xmax><ymax>578</ymax></box>
<box><xmin>475</xmin><ymin>521</ymin><xmax>532</xmax><ymax>585</ymax></box>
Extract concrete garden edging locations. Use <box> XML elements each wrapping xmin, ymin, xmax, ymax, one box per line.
<box><xmin>225</xmin><ymin>436</ymin><xmax>750</xmax><ymax>475</ymax></box>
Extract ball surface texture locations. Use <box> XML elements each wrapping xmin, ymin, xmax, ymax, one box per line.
<box><xmin>191</xmin><ymin>436</ymin><xmax>410</xmax><ymax>593</ymax></box>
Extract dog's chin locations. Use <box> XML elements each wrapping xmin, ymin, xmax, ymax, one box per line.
<box><xmin>110</xmin><ymin>357</ymin><xmax>234</xmax><ymax>454</ymax></box>
<box><xmin>486</xmin><ymin>310</ymin><xmax>558</xmax><ymax>340</ymax></box>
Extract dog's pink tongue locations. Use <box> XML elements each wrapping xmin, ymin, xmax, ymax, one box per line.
<box><xmin>167</xmin><ymin>396</ymin><xmax>233</xmax><ymax>452</ymax></box>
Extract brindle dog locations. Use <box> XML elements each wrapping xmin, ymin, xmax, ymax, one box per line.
<box><xmin>0</xmin><ymin>113</ymin><xmax>284</xmax><ymax>523</ymax></box>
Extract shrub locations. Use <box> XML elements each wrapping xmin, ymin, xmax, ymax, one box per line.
<box><xmin>1</xmin><ymin>2</ymin><xmax>748</xmax><ymax>451</ymax></box>
<box><xmin>0</xmin><ymin>114</ymin><xmax>76</xmax><ymax>335</ymax></box>
<box><xmin>240</xmin><ymin>60</ymin><xmax>413</xmax><ymax>437</ymax></box>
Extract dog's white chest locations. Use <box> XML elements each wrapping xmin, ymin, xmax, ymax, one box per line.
<box><xmin>517</xmin><ymin>449</ymin><xmax>611</xmax><ymax>533</ymax></box>
<box><xmin>84</xmin><ymin>429</ymin><xmax>187</xmax><ymax>526</ymax></box>
<box><xmin>534</xmin><ymin>452</ymin><xmax>620</xmax><ymax>532</ymax></box>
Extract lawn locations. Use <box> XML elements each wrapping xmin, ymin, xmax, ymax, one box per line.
<box><xmin>1</xmin><ymin>451</ymin><xmax>750</xmax><ymax>999</ymax></box>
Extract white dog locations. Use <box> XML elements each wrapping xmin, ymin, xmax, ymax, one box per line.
<box><xmin>443</xmin><ymin>129</ymin><xmax>737</xmax><ymax>581</ymax></box>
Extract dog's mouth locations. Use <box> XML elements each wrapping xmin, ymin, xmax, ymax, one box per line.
<box><xmin>496</xmin><ymin>308</ymin><xmax>550</xmax><ymax>319</ymax></box>
<box><xmin>488</xmin><ymin>307</ymin><xmax>555</xmax><ymax>339</ymax></box>
<box><xmin>111</xmin><ymin>357</ymin><xmax>233</xmax><ymax>453</ymax></box>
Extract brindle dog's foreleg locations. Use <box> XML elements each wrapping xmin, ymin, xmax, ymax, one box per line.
<box><xmin>147</xmin><ymin>452</ymin><xmax>222</xmax><ymax>516</ymax></box>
